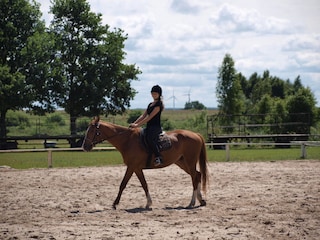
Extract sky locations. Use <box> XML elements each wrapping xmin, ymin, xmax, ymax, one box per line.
<box><xmin>39</xmin><ymin>0</ymin><xmax>320</xmax><ymax>109</ymax></box>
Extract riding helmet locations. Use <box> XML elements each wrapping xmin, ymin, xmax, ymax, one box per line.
<box><xmin>151</xmin><ymin>85</ymin><xmax>162</xmax><ymax>96</ymax></box>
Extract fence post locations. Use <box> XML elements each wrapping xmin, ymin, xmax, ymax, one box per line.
<box><xmin>48</xmin><ymin>150</ymin><xmax>53</xmax><ymax>168</ymax></box>
<box><xmin>225</xmin><ymin>144</ymin><xmax>230</xmax><ymax>161</ymax></box>
<box><xmin>300</xmin><ymin>143</ymin><xmax>307</xmax><ymax>159</ymax></box>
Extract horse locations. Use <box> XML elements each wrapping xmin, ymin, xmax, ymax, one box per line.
<box><xmin>82</xmin><ymin>116</ymin><xmax>209</xmax><ymax>210</ymax></box>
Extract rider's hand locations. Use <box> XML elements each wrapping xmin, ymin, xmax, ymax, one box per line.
<box><xmin>129</xmin><ymin>123</ymin><xmax>138</xmax><ymax>128</ymax></box>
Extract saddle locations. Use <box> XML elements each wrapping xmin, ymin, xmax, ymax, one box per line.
<box><xmin>139</xmin><ymin>128</ymin><xmax>172</xmax><ymax>168</ymax></box>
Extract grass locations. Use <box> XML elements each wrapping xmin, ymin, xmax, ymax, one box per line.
<box><xmin>0</xmin><ymin>150</ymin><xmax>123</xmax><ymax>169</ymax></box>
<box><xmin>1</xmin><ymin>146</ymin><xmax>319</xmax><ymax>169</ymax></box>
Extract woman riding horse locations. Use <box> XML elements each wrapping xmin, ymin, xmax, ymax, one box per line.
<box><xmin>82</xmin><ymin>116</ymin><xmax>209</xmax><ymax>209</ymax></box>
<box><xmin>129</xmin><ymin>85</ymin><xmax>164</xmax><ymax>166</ymax></box>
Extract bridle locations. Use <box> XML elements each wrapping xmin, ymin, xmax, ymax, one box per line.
<box><xmin>84</xmin><ymin>123</ymin><xmax>103</xmax><ymax>147</ymax></box>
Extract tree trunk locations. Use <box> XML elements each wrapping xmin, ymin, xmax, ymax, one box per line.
<box><xmin>69</xmin><ymin>115</ymin><xmax>77</xmax><ymax>147</ymax></box>
<box><xmin>0</xmin><ymin>110</ymin><xmax>7</xmax><ymax>149</ymax></box>
<box><xmin>70</xmin><ymin>115</ymin><xmax>77</xmax><ymax>135</ymax></box>
<box><xmin>0</xmin><ymin>109</ymin><xmax>7</xmax><ymax>139</ymax></box>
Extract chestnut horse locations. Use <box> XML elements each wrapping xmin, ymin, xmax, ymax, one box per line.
<box><xmin>82</xmin><ymin>116</ymin><xmax>209</xmax><ymax>209</ymax></box>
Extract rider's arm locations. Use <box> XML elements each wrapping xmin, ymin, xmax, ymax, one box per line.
<box><xmin>133</xmin><ymin>109</ymin><xmax>148</xmax><ymax>125</ymax></box>
<box><xmin>131</xmin><ymin>107</ymin><xmax>160</xmax><ymax>128</ymax></box>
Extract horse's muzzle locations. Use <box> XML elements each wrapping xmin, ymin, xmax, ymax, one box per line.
<box><xmin>82</xmin><ymin>143</ymin><xmax>93</xmax><ymax>152</ymax></box>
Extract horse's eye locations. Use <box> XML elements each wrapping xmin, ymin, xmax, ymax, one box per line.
<box><xmin>96</xmin><ymin>132</ymin><xmax>100</xmax><ymax>136</ymax></box>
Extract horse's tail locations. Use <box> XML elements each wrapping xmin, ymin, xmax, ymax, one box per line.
<box><xmin>198</xmin><ymin>134</ymin><xmax>209</xmax><ymax>193</ymax></box>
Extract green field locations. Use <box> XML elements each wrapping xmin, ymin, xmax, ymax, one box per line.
<box><xmin>6</xmin><ymin>109</ymin><xmax>218</xmax><ymax>138</ymax></box>
<box><xmin>0</xmin><ymin>146</ymin><xmax>319</xmax><ymax>169</ymax></box>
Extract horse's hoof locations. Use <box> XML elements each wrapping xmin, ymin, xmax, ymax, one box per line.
<box><xmin>200</xmin><ymin>200</ymin><xmax>206</xmax><ymax>206</ymax></box>
<box><xmin>112</xmin><ymin>204</ymin><xmax>117</xmax><ymax>210</ymax></box>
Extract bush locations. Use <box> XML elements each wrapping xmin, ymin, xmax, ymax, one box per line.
<box><xmin>46</xmin><ymin>114</ymin><xmax>65</xmax><ymax>125</ymax></box>
<box><xmin>6</xmin><ymin>111</ymin><xmax>30</xmax><ymax>127</ymax></box>
<box><xmin>77</xmin><ymin>119</ymin><xmax>90</xmax><ymax>133</ymax></box>
<box><xmin>127</xmin><ymin>110</ymin><xmax>142</xmax><ymax>124</ymax></box>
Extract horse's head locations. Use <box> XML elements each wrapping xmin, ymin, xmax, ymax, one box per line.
<box><xmin>82</xmin><ymin>116</ymin><xmax>104</xmax><ymax>151</ymax></box>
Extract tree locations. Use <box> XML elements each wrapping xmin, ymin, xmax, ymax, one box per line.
<box><xmin>269</xmin><ymin>98</ymin><xmax>287</xmax><ymax>134</ymax></box>
<box><xmin>293</xmin><ymin>75</ymin><xmax>303</xmax><ymax>92</ymax></box>
<box><xmin>0</xmin><ymin>0</ymin><xmax>52</xmax><ymax>139</ymax></box>
<box><xmin>216</xmin><ymin>53</ymin><xmax>244</xmax><ymax>116</ymax></box>
<box><xmin>50</xmin><ymin>0</ymin><xmax>141</xmax><ymax>136</ymax></box>
<box><xmin>256</xmin><ymin>95</ymin><xmax>272</xmax><ymax>121</ymax></box>
<box><xmin>184</xmin><ymin>101</ymin><xmax>206</xmax><ymax>110</ymax></box>
<box><xmin>251</xmin><ymin>70</ymin><xmax>272</xmax><ymax>104</ymax></box>
<box><xmin>270</xmin><ymin>77</ymin><xmax>285</xmax><ymax>99</ymax></box>
<box><xmin>286</xmin><ymin>87</ymin><xmax>317</xmax><ymax>133</ymax></box>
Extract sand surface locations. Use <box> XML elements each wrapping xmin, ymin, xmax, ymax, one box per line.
<box><xmin>1</xmin><ymin>160</ymin><xmax>319</xmax><ymax>239</ymax></box>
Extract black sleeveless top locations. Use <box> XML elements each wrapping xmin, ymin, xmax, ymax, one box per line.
<box><xmin>146</xmin><ymin>101</ymin><xmax>162</xmax><ymax>128</ymax></box>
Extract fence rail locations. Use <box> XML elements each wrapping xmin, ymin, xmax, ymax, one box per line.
<box><xmin>0</xmin><ymin>142</ymin><xmax>319</xmax><ymax>168</ymax></box>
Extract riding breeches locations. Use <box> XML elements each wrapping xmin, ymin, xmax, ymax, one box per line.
<box><xmin>145</xmin><ymin>126</ymin><xmax>162</xmax><ymax>157</ymax></box>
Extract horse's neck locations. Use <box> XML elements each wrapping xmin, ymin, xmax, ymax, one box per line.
<box><xmin>100</xmin><ymin>121</ymin><xmax>129</xmax><ymax>149</ymax></box>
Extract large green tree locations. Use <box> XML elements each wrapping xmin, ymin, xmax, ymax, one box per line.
<box><xmin>0</xmin><ymin>0</ymin><xmax>53</xmax><ymax>139</ymax></box>
<box><xmin>216</xmin><ymin>53</ymin><xmax>244</xmax><ymax>117</ymax></box>
<box><xmin>286</xmin><ymin>87</ymin><xmax>317</xmax><ymax>133</ymax></box>
<box><xmin>50</xmin><ymin>0</ymin><xmax>141</xmax><ymax>135</ymax></box>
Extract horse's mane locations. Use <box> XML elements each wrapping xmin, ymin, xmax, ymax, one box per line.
<box><xmin>99</xmin><ymin>120</ymin><xmax>129</xmax><ymax>131</ymax></box>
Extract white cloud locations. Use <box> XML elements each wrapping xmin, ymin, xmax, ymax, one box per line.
<box><xmin>39</xmin><ymin>0</ymin><xmax>320</xmax><ymax>108</ymax></box>
<box><xmin>170</xmin><ymin>0</ymin><xmax>201</xmax><ymax>14</ymax></box>
<box><xmin>211</xmin><ymin>3</ymin><xmax>295</xmax><ymax>34</ymax></box>
<box><xmin>113</xmin><ymin>15</ymin><xmax>155</xmax><ymax>40</ymax></box>
<box><xmin>283</xmin><ymin>34</ymin><xmax>320</xmax><ymax>51</ymax></box>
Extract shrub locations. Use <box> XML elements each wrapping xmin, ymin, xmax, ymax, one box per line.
<box><xmin>46</xmin><ymin>114</ymin><xmax>65</xmax><ymax>125</ymax></box>
<box><xmin>6</xmin><ymin>111</ymin><xmax>30</xmax><ymax>127</ymax></box>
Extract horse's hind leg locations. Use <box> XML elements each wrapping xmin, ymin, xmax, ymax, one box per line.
<box><xmin>187</xmin><ymin>171</ymin><xmax>201</xmax><ymax>208</ymax></box>
<box><xmin>187</xmin><ymin>171</ymin><xmax>207</xmax><ymax>208</ymax></box>
<box><xmin>175</xmin><ymin>159</ymin><xmax>204</xmax><ymax>208</ymax></box>
<box><xmin>196</xmin><ymin>174</ymin><xmax>206</xmax><ymax>206</ymax></box>
<box><xmin>113</xmin><ymin>167</ymin><xmax>133</xmax><ymax>209</ymax></box>
<box><xmin>135</xmin><ymin>169</ymin><xmax>152</xmax><ymax>209</ymax></box>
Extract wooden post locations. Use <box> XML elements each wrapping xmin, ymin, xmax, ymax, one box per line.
<box><xmin>226</xmin><ymin>144</ymin><xmax>230</xmax><ymax>161</ymax></box>
<box><xmin>48</xmin><ymin>150</ymin><xmax>53</xmax><ymax>168</ymax></box>
<box><xmin>300</xmin><ymin>143</ymin><xmax>307</xmax><ymax>159</ymax></box>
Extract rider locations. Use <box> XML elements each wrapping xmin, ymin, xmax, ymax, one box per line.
<box><xmin>129</xmin><ymin>85</ymin><xmax>164</xmax><ymax>166</ymax></box>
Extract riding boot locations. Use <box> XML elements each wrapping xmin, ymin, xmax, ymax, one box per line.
<box><xmin>145</xmin><ymin>126</ymin><xmax>162</xmax><ymax>166</ymax></box>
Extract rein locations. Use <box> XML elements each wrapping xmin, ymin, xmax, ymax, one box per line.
<box><xmin>86</xmin><ymin>123</ymin><xmax>130</xmax><ymax>147</ymax></box>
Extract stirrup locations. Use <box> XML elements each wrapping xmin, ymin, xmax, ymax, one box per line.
<box><xmin>154</xmin><ymin>157</ymin><xmax>162</xmax><ymax>166</ymax></box>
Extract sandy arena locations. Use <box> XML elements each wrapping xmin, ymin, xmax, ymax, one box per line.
<box><xmin>0</xmin><ymin>160</ymin><xmax>319</xmax><ymax>239</ymax></box>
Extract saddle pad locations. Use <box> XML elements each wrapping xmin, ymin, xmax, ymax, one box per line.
<box><xmin>158</xmin><ymin>133</ymin><xmax>172</xmax><ymax>151</ymax></box>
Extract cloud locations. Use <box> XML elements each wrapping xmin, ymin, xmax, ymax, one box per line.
<box><xmin>39</xmin><ymin>0</ymin><xmax>320</xmax><ymax>108</ymax></box>
<box><xmin>170</xmin><ymin>0</ymin><xmax>201</xmax><ymax>14</ymax></box>
<box><xmin>113</xmin><ymin>15</ymin><xmax>155</xmax><ymax>39</ymax></box>
<box><xmin>211</xmin><ymin>4</ymin><xmax>295</xmax><ymax>34</ymax></box>
<box><xmin>283</xmin><ymin>34</ymin><xmax>320</xmax><ymax>51</ymax></box>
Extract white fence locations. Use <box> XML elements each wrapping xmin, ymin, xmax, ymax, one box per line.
<box><xmin>0</xmin><ymin>147</ymin><xmax>115</xmax><ymax>168</ymax></box>
<box><xmin>207</xmin><ymin>141</ymin><xmax>320</xmax><ymax>161</ymax></box>
<box><xmin>0</xmin><ymin>142</ymin><xmax>319</xmax><ymax>168</ymax></box>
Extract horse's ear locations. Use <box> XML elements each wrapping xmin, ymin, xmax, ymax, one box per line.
<box><xmin>92</xmin><ymin>116</ymin><xmax>100</xmax><ymax>125</ymax></box>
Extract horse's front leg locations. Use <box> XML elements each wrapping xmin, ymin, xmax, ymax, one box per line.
<box><xmin>113</xmin><ymin>167</ymin><xmax>133</xmax><ymax>209</ymax></box>
<box><xmin>135</xmin><ymin>169</ymin><xmax>152</xmax><ymax>209</ymax></box>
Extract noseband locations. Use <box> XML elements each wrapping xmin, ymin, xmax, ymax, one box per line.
<box><xmin>85</xmin><ymin>123</ymin><xmax>103</xmax><ymax>147</ymax></box>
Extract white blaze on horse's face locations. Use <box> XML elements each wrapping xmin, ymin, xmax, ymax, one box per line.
<box><xmin>82</xmin><ymin>124</ymin><xmax>96</xmax><ymax>151</ymax></box>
